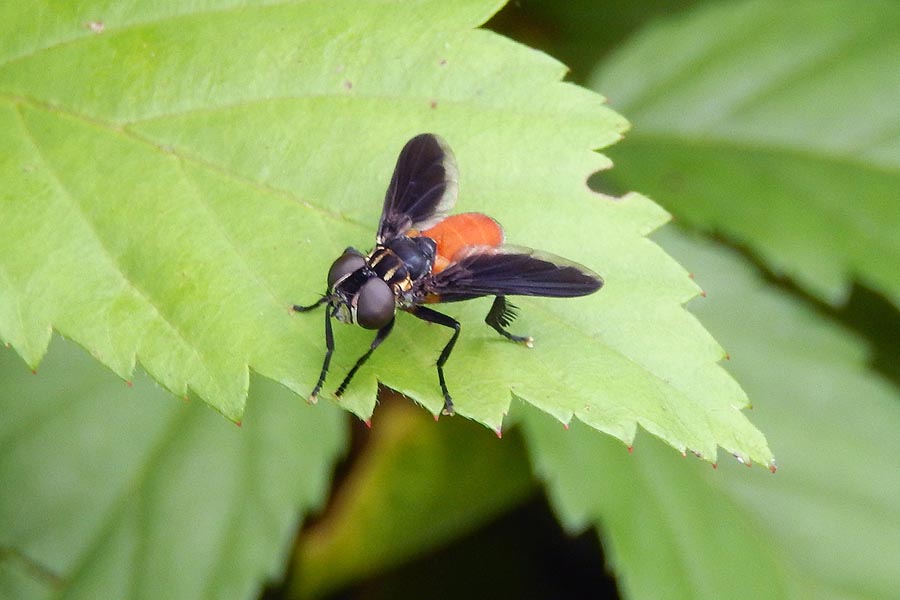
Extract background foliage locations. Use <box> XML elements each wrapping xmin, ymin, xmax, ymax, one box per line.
<box><xmin>2</xmin><ymin>0</ymin><xmax>898</xmax><ymax>599</ymax></box>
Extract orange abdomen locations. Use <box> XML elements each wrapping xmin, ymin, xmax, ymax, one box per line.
<box><xmin>421</xmin><ymin>213</ymin><xmax>504</xmax><ymax>272</ymax></box>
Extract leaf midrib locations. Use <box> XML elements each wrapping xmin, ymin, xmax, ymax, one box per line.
<box><xmin>624</xmin><ymin>129</ymin><xmax>899</xmax><ymax>177</ymax></box>
<box><xmin>1</xmin><ymin>93</ymin><xmax>358</xmax><ymax>227</ymax></box>
<box><xmin>621</xmin><ymin>131</ymin><xmax>900</xmax><ymax>271</ymax></box>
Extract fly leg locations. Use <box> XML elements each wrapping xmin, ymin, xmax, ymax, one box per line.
<box><xmin>408</xmin><ymin>306</ymin><xmax>461</xmax><ymax>416</ymax></box>
<box><xmin>335</xmin><ymin>317</ymin><xmax>395</xmax><ymax>398</ymax></box>
<box><xmin>485</xmin><ymin>296</ymin><xmax>533</xmax><ymax>348</ymax></box>
<box><xmin>293</xmin><ymin>296</ymin><xmax>329</xmax><ymax>313</ymax></box>
<box><xmin>293</xmin><ymin>302</ymin><xmax>335</xmax><ymax>404</ymax></box>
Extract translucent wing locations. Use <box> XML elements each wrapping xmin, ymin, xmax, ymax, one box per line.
<box><xmin>377</xmin><ymin>134</ymin><xmax>459</xmax><ymax>243</ymax></box>
<box><xmin>417</xmin><ymin>245</ymin><xmax>603</xmax><ymax>303</ymax></box>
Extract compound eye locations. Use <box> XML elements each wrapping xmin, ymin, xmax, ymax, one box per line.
<box><xmin>327</xmin><ymin>250</ymin><xmax>366</xmax><ymax>289</ymax></box>
<box><xmin>355</xmin><ymin>278</ymin><xmax>395</xmax><ymax>329</ymax></box>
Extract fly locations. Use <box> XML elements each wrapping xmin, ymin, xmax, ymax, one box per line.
<box><xmin>294</xmin><ymin>134</ymin><xmax>603</xmax><ymax>416</ymax></box>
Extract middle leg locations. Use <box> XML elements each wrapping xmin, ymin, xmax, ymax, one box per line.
<box><xmin>407</xmin><ymin>305</ymin><xmax>461</xmax><ymax>416</ymax></box>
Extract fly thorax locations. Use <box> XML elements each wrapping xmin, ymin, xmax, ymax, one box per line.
<box><xmin>384</xmin><ymin>236</ymin><xmax>436</xmax><ymax>281</ymax></box>
<box><xmin>367</xmin><ymin>246</ymin><xmax>409</xmax><ymax>287</ymax></box>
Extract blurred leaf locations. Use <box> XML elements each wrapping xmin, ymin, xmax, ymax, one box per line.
<box><xmin>591</xmin><ymin>0</ymin><xmax>900</xmax><ymax>307</ymax></box>
<box><xmin>0</xmin><ymin>338</ymin><xmax>347</xmax><ymax>600</ymax></box>
<box><xmin>0</xmin><ymin>556</ymin><xmax>51</xmax><ymax>599</ymax></box>
<box><xmin>522</xmin><ymin>229</ymin><xmax>900</xmax><ymax>599</ymax></box>
<box><xmin>0</xmin><ymin>0</ymin><xmax>769</xmax><ymax>464</ymax></box>
<box><xmin>487</xmin><ymin>0</ymin><xmax>707</xmax><ymax>82</ymax></box>
<box><xmin>293</xmin><ymin>397</ymin><xmax>534</xmax><ymax>598</ymax></box>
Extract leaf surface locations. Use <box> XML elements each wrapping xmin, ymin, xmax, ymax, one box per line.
<box><xmin>0</xmin><ymin>0</ymin><xmax>770</xmax><ymax>463</ymax></box>
<box><xmin>0</xmin><ymin>338</ymin><xmax>347</xmax><ymax>600</ymax></box>
<box><xmin>590</xmin><ymin>0</ymin><xmax>900</xmax><ymax>307</ymax></box>
<box><xmin>522</xmin><ymin>229</ymin><xmax>900</xmax><ymax>599</ymax></box>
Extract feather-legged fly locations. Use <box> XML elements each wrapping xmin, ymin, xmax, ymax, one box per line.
<box><xmin>294</xmin><ymin>134</ymin><xmax>603</xmax><ymax>416</ymax></box>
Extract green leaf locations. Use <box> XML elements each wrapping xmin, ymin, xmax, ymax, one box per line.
<box><xmin>292</xmin><ymin>397</ymin><xmax>534</xmax><ymax>598</ymax></box>
<box><xmin>0</xmin><ymin>338</ymin><xmax>347</xmax><ymax>600</ymax></box>
<box><xmin>522</xmin><ymin>229</ymin><xmax>900</xmax><ymax>599</ymax></box>
<box><xmin>0</xmin><ymin>0</ymin><xmax>770</xmax><ymax>464</ymax></box>
<box><xmin>590</xmin><ymin>0</ymin><xmax>900</xmax><ymax>307</ymax></box>
<box><xmin>487</xmin><ymin>0</ymin><xmax>707</xmax><ymax>83</ymax></box>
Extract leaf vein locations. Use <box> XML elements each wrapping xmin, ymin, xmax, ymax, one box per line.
<box><xmin>14</xmin><ymin>104</ymin><xmax>218</xmax><ymax>391</ymax></box>
<box><xmin>0</xmin><ymin>0</ymin><xmax>305</xmax><ymax>70</ymax></box>
<box><xmin>176</xmin><ymin>160</ymin><xmax>289</xmax><ymax>319</ymax></box>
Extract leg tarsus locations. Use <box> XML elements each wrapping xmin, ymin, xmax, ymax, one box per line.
<box><xmin>485</xmin><ymin>296</ymin><xmax>533</xmax><ymax>347</ymax></box>
<box><xmin>439</xmin><ymin>375</ymin><xmax>455</xmax><ymax>416</ymax></box>
<box><xmin>442</xmin><ymin>399</ymin><xmax>455</xmax><ymax>416</ymax></box>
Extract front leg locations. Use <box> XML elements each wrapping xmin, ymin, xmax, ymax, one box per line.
<box><xmin>293</xmin><ymin>295</ymin><xmax>329</xmax><ymax>313</ymax></box>
<box><xmin>307</xmin><ymin>303</ymin><xmax>335</xmax><ymax>403</ymax></box>
<box><xmin>335</xmin><ymin>317</ymin><xmax>395</xmax><ymax>398</ymax></box>
<box><xmin>407</xmin><ymin>306</ymin><xmax>461</xmax><ymax>416</ymax></box>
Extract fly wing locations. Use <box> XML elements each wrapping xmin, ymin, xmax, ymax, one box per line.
<box><xmin>417</xmin><ymin>245</ymin><xmax>603</xmax><ymax>303</ymax></box>
<box><xmin>376</xmin><ymin>133</ymin><xmax>459</xmax><ymax>243</ymax></box>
